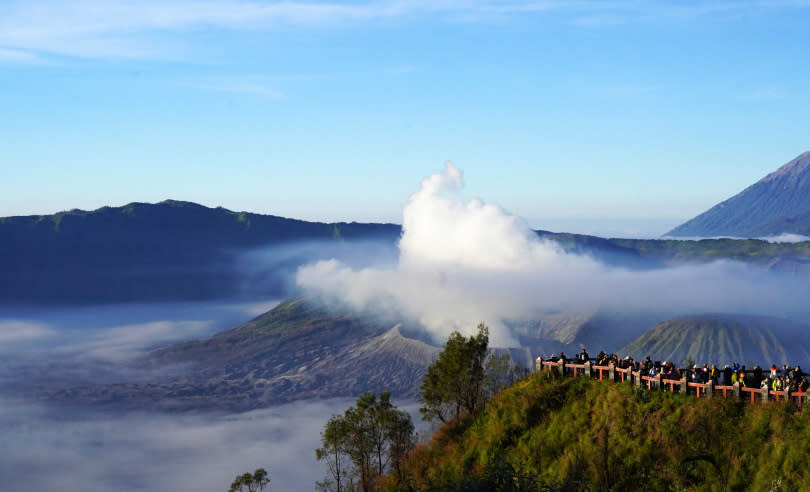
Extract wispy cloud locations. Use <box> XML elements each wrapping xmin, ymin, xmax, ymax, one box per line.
<box><xmin>0</xmin><ymin>0</ymin><xmax>387</xmax><ymax>61</ymax></box>
<box><xmin>0</xmin><ymin>47</ymin><xmax>41</xmax><ymax>63</ymax></box>
<box><xmin>188</xmin><ymin>78</ymin><xmax>284</xmax><ymax>99</ymax></box>
<box><xmin>1</xmin><ymin>1</ymin><xmax>808</xmax><ymax>61</ymax></box>
<box><xmin>0</xmin><ymin>320</ymin><xmax>56</xmax><ymax>343</ymax></box>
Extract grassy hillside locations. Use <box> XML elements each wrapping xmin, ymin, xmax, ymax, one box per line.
<box><xmin>391</xmin><ymin>371</ymin><xmax>810</xmax><ymax>491</ymax></box>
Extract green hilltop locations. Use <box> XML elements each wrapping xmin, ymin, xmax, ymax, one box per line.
<box><xmin>391</xmin><ymin>371</ymin><xmax>810</xmax><ymax>491</ymax></box>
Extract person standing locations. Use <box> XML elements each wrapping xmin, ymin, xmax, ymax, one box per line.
<box><xmin>578</xmin><ymin>347</ymin><xmax>590</xmax><ymax>363</ymax></box>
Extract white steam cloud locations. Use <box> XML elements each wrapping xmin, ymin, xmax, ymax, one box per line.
<box><xmin>297</xmin><ymin>162</ymin><xmax>810</xmax><ymax>347</ymax></box>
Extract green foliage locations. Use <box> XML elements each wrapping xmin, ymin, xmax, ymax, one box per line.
<box><xmin>396</xmin><ymin>372</ymin><xmax>810</xmax><ymax>491</ymax></box>
<box><xmin>405</xmin><ymin>453</ymin><xmax>573</xmax><ymax>492</ymax></box>
<box><xmin>485</xmin><ymin>353</ymin><xmax>524</xmax><ymax>400</ymax></box>
<box><xmin>228</xmin><ymin>468</ymin><xmax>270</xmax><ymax>492</ymax></box>
<box><xmin>609</xmin><ymin>237</ymin><xmax>810</xmax><ymax>264</ymax></box>
<box><xmin>317</xmin><ymin>414</ymin><xmax>351</xmax><ymax>492</ymax></box>
<box><xmin>317</xmin><ymin>392</ymin><xmax>415</xmax><ymax>492</ymax></box>
<box><xmin>419</xmin><ymin>324</ymin><xmax>489</xmax><ymax>424</ymax></box>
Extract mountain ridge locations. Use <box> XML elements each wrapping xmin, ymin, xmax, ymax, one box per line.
<box><xmin>4</xmin><ymin>199</ymin><xmax>810</xmax><ymax>305</ymax></box>
<box><xmin>619</xmin><ymin>313</ymin><xmax>810</xmax><ymax>367</ymax></box>
<box><xmin>0</xmin><ymin>200</ymin><xmax>401</xmax><ymax>303</ymax></box>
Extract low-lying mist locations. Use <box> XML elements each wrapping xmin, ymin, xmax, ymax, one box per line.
<box><xmin>660</xmin><ymin>233</ymin><xmax>810</xmax><ymax>243</ymax></box>
<box><xmin>235</xmin><ymin>237</ymin><xmax>399</xmax><ymax>297</ymax></box>
<box><xmin>0</xmin><ymin>301</ymin><xmax>382</xmax><ymax>491</ymax></box>
<box><xmin>297</xmin><ymin>162</ymin><xmax>810</xmax><ymax>347</ymax></box>
<box><xmin>0</xmin><ymin>396</ymin><xmax>355</xmax><ymax>491</ymax></box>
<box><xmin>0</xmin><ymin>301</ymin><xmax>279</xmax><ymax>386</ymax></box>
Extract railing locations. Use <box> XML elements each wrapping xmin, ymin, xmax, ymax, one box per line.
<box><xmin>564</xmin><ymin>362</ymin><xmax>588</xmax><ymax>377</ymax></box>
<box><xmin>741</xmin><ymin>387</ymin><xmax>762</xmax><ymax>404</ymax></box>
<box><xmin>687</xmin><ymin>382</ymin><xmax>710</xmax><ymax>398</ymax></box>
<box><xmin>615</xmin><ymin>367</ymin><xmax>631</xmax><ymax>383</ymax></box>
<box><xmin>592</xmin><ymin>365</ymin><xmax>610</xmax><ymax>381</ymax></box>
<box><xmin>536</xmin><ymin>358</ymin><xmax>810</xmax><ymax>407</ymax></box>
<box><xmin>715</xmin><ymin>385</ymin><xmax>734</xmax><ymax>399</ymax></box>
<box><xmin>662</xmin><ymin>378</ymin><xmax>681</xmax><ymax>393</ymax></box>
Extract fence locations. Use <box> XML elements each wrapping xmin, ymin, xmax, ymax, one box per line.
<box><xmin>537</xmin><ymin>359</ymin><xmax>810</xmax><ymax>407</ymax></box>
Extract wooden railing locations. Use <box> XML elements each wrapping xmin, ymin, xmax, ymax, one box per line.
<box><xmin>537</xmin><ymin>359</ymin><xmax>810</xmax><ymax>407</ymax></box>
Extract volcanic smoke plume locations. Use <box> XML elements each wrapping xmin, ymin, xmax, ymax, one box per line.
<box><xmin>297</xmin><ymin>162</ymin><xmax>810</xmax><ymax>347</ymax></box>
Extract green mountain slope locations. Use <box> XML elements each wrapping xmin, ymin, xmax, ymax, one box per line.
<box><xmin>395</xmin><ymin>372</ymin><xmax>810</xmax><ymax>491</ymax></box>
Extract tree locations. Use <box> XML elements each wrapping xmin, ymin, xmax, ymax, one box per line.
<box><xmin>485</xmin><ymin>351</ymin><xmax>524</xmax><ymax>399</ymax></box>
<box><xmin>386</xmin><ymin>407</ymin><xmax>416</xmax><ymax>485</ymax></box>
<box><xmin>316</xmin><ymin>392</ymin><xmax>415</xmax><ymax>492</ymax></box>
<box><xmin>228</xmin><ymin>468</ymin><xmax>269</xmax><ymax>492</ymax></box>
<box><xmin>316</xmin><ymin>415</ymin><xmax>351</xmax><ymax>492</ymax></box>
<box><xmin>419</xmin><ymin>323</ymin><xmax>489</xmax><ymax>424</ymax></box>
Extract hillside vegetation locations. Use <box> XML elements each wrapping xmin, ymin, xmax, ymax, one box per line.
<box><xmin>391</xmin><ymin>371</ymin><xmax>810</xmax><ymax>491</ymax></box>
<box><xmin>543</xmin><ymin>232</ymin><xmax>810</xmax><ymax>268</ymax></box>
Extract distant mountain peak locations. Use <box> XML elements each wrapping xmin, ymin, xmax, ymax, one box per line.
<box><xmin>666</xmin><ymin>151</ymin><xmax>810</xmax><ymax>238</ymax></box>
<box><xmin>759</xmin><ymin>151</ymin><xmax>810</xmax><ymax>183</ymax></box>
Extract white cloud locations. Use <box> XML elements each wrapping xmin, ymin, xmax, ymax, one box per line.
<box><xmin>759</xmin><ymin>233</ymin><xmax>810</xmax><ymax>244</ymax></box>
<box><xmin>0</xmin><ymin>320</ymin><xmax>56</xmax><ymax>343</ymax></box>
<box><xmin>0</xmin><ymin>0</ymin><xmax>411</xmax><ymax>60</ymax></box>
<box><xmin>60</xmin><ymin>320</ymin><xmax>215</xmax><ymax>363</ymax></box>
<box><xmin>0</xmin><ymin>397</ymin><xmax>359</xmax><ymax>492</ymax></box>
<box><xmin>297</xmin><ymin>162</ymin><xmax>810</xmax><ymax>348</ymax></box>
<box><xmin>188</xmin><ymin>79</ymin><xmax>284</xmax><ymax>99</ymax></box>
<box><xmin>0</xmin><ymin>47</ymin><xmax>40</xmax><ymax>63</ymax></box>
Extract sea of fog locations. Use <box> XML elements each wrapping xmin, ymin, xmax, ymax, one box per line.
<box><xmin>0</xmin><ymin>301</ymin><xmax>418</xmax><ymax>491</ymax></box>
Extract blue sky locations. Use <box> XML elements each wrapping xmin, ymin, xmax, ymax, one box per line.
<box><xmin>1</xmin><ymin>0</ymin><xmax>809</xmax><ymax>237</ymax></box>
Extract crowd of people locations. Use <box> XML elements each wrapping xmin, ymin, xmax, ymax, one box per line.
<box><xmin>541</xmin><ymin>348</ymin><xmax>810</xmax><ymax>394</ymax></box>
